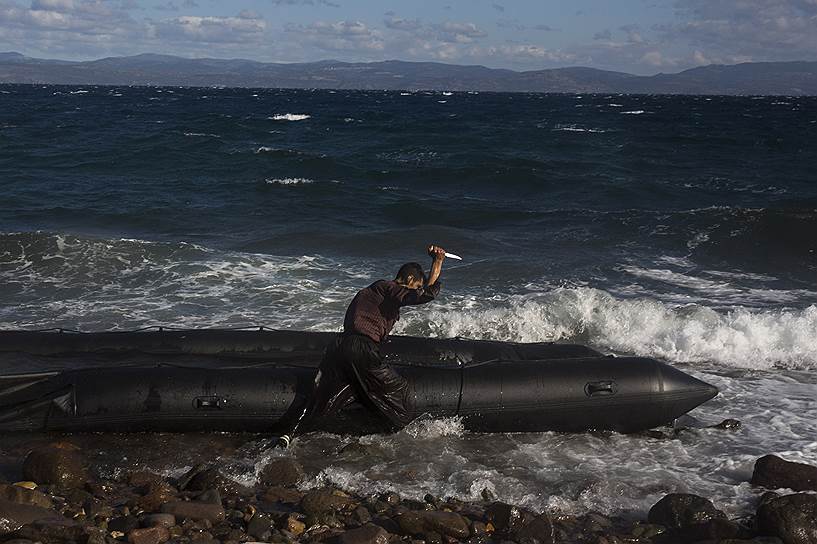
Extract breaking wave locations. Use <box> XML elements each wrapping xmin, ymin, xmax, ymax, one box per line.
<box><xmin>397</xmin><ymin>288</ymin><xmax>817</xmax><ymax>370</ymax></box>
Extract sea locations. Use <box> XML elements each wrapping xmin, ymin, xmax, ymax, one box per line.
<box><xmin>1</xmin><ymin>84</ymin><xmax>816</xmax><ymax>519</ymax></box>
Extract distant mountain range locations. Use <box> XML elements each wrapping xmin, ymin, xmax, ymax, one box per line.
<box><xmin>2</xmin><ymin>52</ymin><xmax>817</xmax><ymax>95</ymax></box>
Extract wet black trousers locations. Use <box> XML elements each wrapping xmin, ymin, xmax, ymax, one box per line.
<box><xmin>284</xmin><ymin>333</ymin><xmax>412</xmax><ymax>437</ymax></box>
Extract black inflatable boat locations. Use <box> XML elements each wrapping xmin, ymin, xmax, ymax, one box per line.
<box><xmin>0</xmin><ymin>328</ymin><xmax>718</xmax><ymax>434</ymax></box>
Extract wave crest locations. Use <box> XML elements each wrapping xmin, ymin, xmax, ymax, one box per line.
<box><xmin>396</xmin><ymin>287</ymin><xmax>817</xmax><ymax>370</ymax></box>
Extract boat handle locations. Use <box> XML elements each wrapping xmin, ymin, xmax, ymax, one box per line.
<box><xmin>194</xmin><ymin>396</ymin><xmax>228</xmax><ymax>410</ymax></box>
<box><xmin>585</xmin><ymin>381</ymin><xmax>617</xmax><ymax>397</ymax></box>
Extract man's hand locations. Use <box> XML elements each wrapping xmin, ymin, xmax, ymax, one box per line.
<box><xmin>427</xmin><ymin>245</ymin><xmax>446</xmax><ymax>261</ymax></box>
<box><xmin>426</xmin><ymin>244</ymin><xmax>445</xmax><ymax>286</ymax></box>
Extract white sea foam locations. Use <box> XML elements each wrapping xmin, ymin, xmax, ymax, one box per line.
<box><xmin>621</xmin><ymin>110</ymin><xmax>646</xmax><ymax>114</ymax></box>
<box><xmin>269</xmin><ymin>113</ymin><xmax>311</xmax><ymax>121</ymax></box>
<box><xmin>396</xmin><ymin>288</ymin><xmax>817</xmax><ymax>370</ymax></box>
<box><xmin>4</xmin><ymin>234</ymin><xmax>816</xmax><ymax>370</ymax></box>
<box><xmin>552</xmin><ymin>124</ymin><xmax>607</xmax><ymax>133</ymax></box>
<box><xmin>264</xmin><ymin>177</ymin><xmax>314</xmax><ymax>185</ymax></box>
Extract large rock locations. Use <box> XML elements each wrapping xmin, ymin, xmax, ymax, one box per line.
<box><xmin>757</xmin><ymin>493</ymin><xmax>817</xmax><ymax>544</ymax></box>
<box><xmin>259</xmin><ymin>459</ymin><xmax>304</xmax><ymax>488</ymax></box>
<box><xmin>0</xmin><ymin>484</ymin><xmax>52</xmax><ymax>509</ymax></box>
<box><xmin>0</xmin><ymin>500</ymin><xmax>62</xmax><ymax>535</ymax></box>
<box><xmin>22</xmin><ymin>443</ymin><xmax>89</xmax><ymax>489</ymax></box>
<box><xmin>339</xmin><ymin>524</ymin><xmax>390</xmax><ymax>544</ymax></box>
<box><xmin>397</xmin><ymin>511</ymin><xmax>470</xmax><ymax>539</ymax></box>
<box><xmin>647</xmin><ymin>493</ymin><xmax>726</xmax><ymax>529</ymax></box>
<box><xmin>160</xmin><ymin>501</ymin><xmax>225</xmax><ymax>523</ymax></box>
<box><xmin>752</xmin><ymin>455</ymin><xmax>817</xmax><ymax>492</ymax></box>
<box><xmin>300</xmin><ymin>487</ymin><xmax>355</xmax><ymax>516</ymax></box>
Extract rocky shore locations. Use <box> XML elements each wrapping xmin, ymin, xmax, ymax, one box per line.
<box><xmin>1</xmin><ymin>441</ymin><xmax>816</xmax><ymax>544</ymax></box>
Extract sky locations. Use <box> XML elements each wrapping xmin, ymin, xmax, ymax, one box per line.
<box><xmin>0</xmin><ymin>0</ymin><xmax>816</xmax><ymax>74</ymax></box>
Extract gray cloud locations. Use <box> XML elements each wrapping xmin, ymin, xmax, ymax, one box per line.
<box><xmin>151</xmin><ymin>10</ymin><xmax>265</xmax><ymax>44</ymax></box>
<box><xmin>285</xmin><ymin>20</ymin><xmax>384</xmax><ymax>52</ymax></box>
<box><xmin>663</xmin><ymin>0</ymin><xmax>817</xmax><ymax>62</ymax></box>
<box><xmin>593</xmin><ymin>29</ymin><xmax>612</xmax><ymax>40</ymax></box>
<box><xmin>271</xmin><ymin>0</ymin><xmax>340</xmax><ymax>7</ymax></box>
<box><xmin>384</xmin><ymin>16</ymin><xmax>487</xmax><ymax>44</ymax></box>
<box><xmin>491</xmin><ymin>3</ymin><xmax>504</xmax><ymax>13</ymax></box>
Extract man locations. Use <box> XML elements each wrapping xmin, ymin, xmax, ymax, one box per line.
<box><xmin>276</xmin><ymin>244</ymin><xmax>446</xmax><ymax>448</ymax></box>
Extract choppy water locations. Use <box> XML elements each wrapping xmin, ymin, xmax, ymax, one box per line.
<box><xmin>1</xmin><ymin>84</ymin><xmax>816</xmax><ymax>518</ymax></box>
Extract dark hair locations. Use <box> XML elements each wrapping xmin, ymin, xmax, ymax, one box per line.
<box><xmin>395</xmin><ymin>262</ymin><xmax>425</xmax><ymax>285</ymax></box>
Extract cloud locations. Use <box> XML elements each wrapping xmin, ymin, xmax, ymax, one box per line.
<box><xmin>154</xmin><ymin>1</ymin><xmax>178</xmax><ymax>11</ymax></box>
<box><xmin>533</xmin><ymin>24</ymin><xmax>558</xmax><ymax>31</ymax></box>
<box><xmin>384</xmin><ymin>16</ymin><xmax>487</xmax><ymax>44</ymax></box>
<box><xmin>491</xmin><ymin>3</ymin><xmax>504</xmax><ymax>12</ymax></box>
<box><xmin>593</xmin><ymin>29</ymin><xmax>612</xmax><ymax>40</ymax></box>
<box><xmin>663</xmin><ymin>0</ymin><xmax>817</xmax><ymax>62</ymax></box>
<box><xmin>286</xmin><ymin>19</ymin><xmax>384</xmax><ymax>52</ymax></box>
<box><xmin>152</xmin><ymin>11</ymin><xmax>266</xmax><ymax>43</ymax></box>
<box><xmin>487</xmin><ymin>43</ymin><xmax>578</xmax><ymax>62</ymax></box>
<box><xmin>270</xmin><ymin>0</ymin><xmax>340</xmax><ymax>7</ymax></box>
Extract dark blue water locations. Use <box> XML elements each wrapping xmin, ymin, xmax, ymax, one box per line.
<box><xmin>2</xmin><ymin>84</ymin><xmax>817</xmax><ymax>518</ymax></box>
<box><xmin>1</xmin><ymin>85</ymin><xmax>815</xmax><ymax>366</ymax></box>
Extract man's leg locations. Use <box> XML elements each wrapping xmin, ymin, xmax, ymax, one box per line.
<box><xmin>340</xmin><ymin>335</ymin><xmax>413</xmax><ymax>430</ymax></box>
<box><xmin>277</xmin><ymin>335</ymin><xmax>352</xmax><ymax>446</ymax></box>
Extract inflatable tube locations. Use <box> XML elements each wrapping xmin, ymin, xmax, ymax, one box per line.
<box><xmin>0</xmin><ymin>329</ymin><xmax>718</xmax><ymax>434</ymax></box>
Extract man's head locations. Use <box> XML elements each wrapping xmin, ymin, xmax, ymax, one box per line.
<box><xmin>395</xmin><ymin>262</ymin><xmax>425</xmax><ymax>289</ymax></box>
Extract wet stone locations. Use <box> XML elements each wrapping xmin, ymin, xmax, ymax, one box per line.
<box><xmin>515</xmin><ymin>513</ymin><xmax>555</xmax><ymax>544</ymax></box>
<box><xmin>183</xmin><ymin>468</ymin><xmax>249</xmax><ymax>498</ymax></box>
<box><xmin>22</xmin><ymin>443</ymin><xmax>89</xmax><ymax>489</ymax></box>
<box><xmin>196</xmin><ymin>489</ymin><xmax>221</xmax><ymax>506</ymax></box>
<box><xmin>246</xmin><ymin>513</ymin><xmax>272</xmax><ymax>540</ymax></box>
<box><xmin>647</xmin><ymin>493</ymin><xmax>726</xmax><ymax>529</ymax></box>
<box><xmin>396</xmin><ymin>511</ymin><xmax>470</xmax><ymax>540</ymax></box>
<box><xmin>352</xmin><ymin>506</ymin><xmax>372</xmax><ymax>526</ymax></box>
<box><xmin>11</xmin><ymin>518</ymin><xmax>84</xmax><ymax>544</ymax></box>
<box><xmin>380</xmin><ymin>492</ymin><xmax>400</xmax><ymax>506</ymax></box>
<box><xmin>259</xmin><ymin>459</ymin><xmax>304</xmax><ymax>488</ymax></box>
<box><xmin>0</xmin><ymin>499</ymin><xmax>62</xmax><ymax>535</ymax></box>
<box><xmin>285</xmin><ymin>516</ymin><xmax>305</xmax><ymax>536</ymax></box>
<box><xmin>486</xmin><ymin>502</ymin><xmax>528</xmax><ymax>534</ymax></box>
<box><xmin>301</xmin><ymin>487</ymin><xmax>355</xmax><ymax>516</ymax></box>
<box><xmin>752</xmin><ymin>455</ymin><xmax>817</xmax><ymax>492</ymax></box>
<box><xmin>84</xmin><ymin>498</ymin><xmax>114</xmax><ymax>520</ymax></box>
<box><xmin>711</xmin><ymin>418</ymin><xmax>742</xmax><ymax>430</ymax></box>
<box><xmin>262</xmin><ymin>485</ymin><xmax>303</xmax><ymax>504</ymax></box>
<box><xmin>140</xmin><ymin>514</ymin><xmax>176</xmax><ymax>529</ymax></box>
<box><xmin>160</xmin><ymin>501</ymin><xmax>225</xmax><ymax>523</ymax></box>
<box><xmin>339</xmin><ymin>523</ymin><xmax>390</xmax><ymax>544</ymax></box>
<box><xmin>109</xmin><ymin>515</ymin><xmax>140</xmax><ymax>534</ymax></box>
<box><xmin>0</xmin><ymin>484</ymin><xmax>53</xmax><ymax>509</ymax></box>
<box><xmin>757</xmin><ymin>492</ymin><xmax>817</xmax><ymax>544</ymax></box>
<box><xmin>127</xmin><ymin>526</ymin><xmax>170</xmax><ymax>544</ymax></box>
